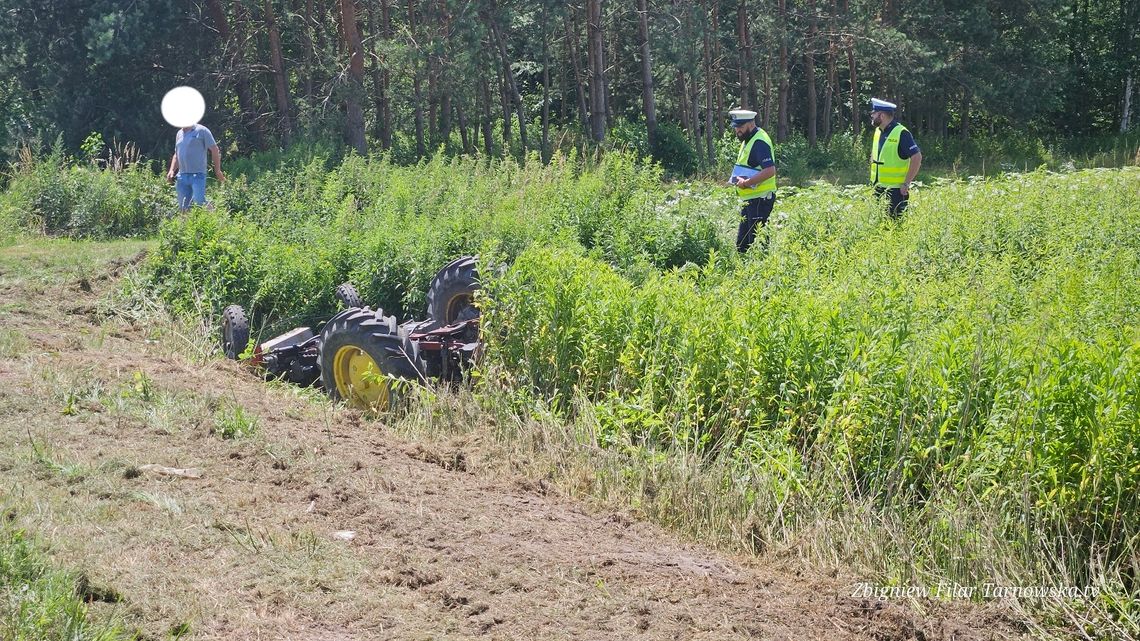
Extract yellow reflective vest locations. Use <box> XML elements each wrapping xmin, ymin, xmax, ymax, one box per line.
<box><xmin>736</xmin><ymin>128</ymin><xmax>777</xmax><ymax>199</ymax></box>
<box><xmin>870</xmin><ymin>123</ymin><xmax>910</xmax><ymax>187</ymax></box>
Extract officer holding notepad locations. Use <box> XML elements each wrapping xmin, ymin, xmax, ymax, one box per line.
<box><xmin>728</xmin><ymin>109</ymin><xmax>777</xmax><ymax>253</ymax></box>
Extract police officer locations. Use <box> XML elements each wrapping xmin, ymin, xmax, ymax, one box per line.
<box><xmin>728</xmin><ymin>109</ymin><xmax>777</xmax><ymax>253</ymax></box>
<box><xmin>869</xmin><ymin>98</ymin><xmax>922</xmax><ymax>218</ymax></box>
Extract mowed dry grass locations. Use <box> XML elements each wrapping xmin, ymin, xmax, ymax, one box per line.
<box><xmin>0</xmin><ymin>239</ymin><xmax>1027</xmax><ymax>640</ymax></box>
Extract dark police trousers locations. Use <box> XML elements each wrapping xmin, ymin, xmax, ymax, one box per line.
<box><xmin>874</xmin><ymin>186</ymin><xmax>908</xmax><ymax>218</ymax></box>
<box><xmin>736</xmin><ymin>194</ymin><xmax>776</xmax><ymax>253</ymax></box>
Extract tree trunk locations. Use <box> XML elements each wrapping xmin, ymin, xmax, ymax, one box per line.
<box><xmin>1122</xmin><ymin>72</ymin><xmax>1134</xmax><ymax>133</ymax></box>
<box><xmin>637</xmin><ymin>0</ymin><xmax>658</xmax><ymax>145</ymax></box>
<box><xmin>479</xmin><ymin>74</ymin><xmax>494</xmax><ymax>155</ymax></box>
<box><xmin>428</xmin><ymin>56</ymin><xmax>438</xmax><ymax>146</ymax></box>
<box><xmin>366</xmin><ymin>1</ymin><xmax>392</xmax><ymax>149</ymax></box>
<box><xmin>497</xmin><ymin>60</ymin><xmax>512</xmax><ymax>147</ymax></box>
<box><xmin>737</xmin><ymin>2</ymin><xmax>747</xmax><ymax>107</ymax></box>
<box><xmin>1119</xmin><ymin>0</ymin><xmax>1138</xmax><ymax>132</ymax></box>
<box><xmin>762</xmin><ymin>51</ymin><xmax>772</xmax><ymax>128</ymax></box>
<box><xmin>847</xmin><ymin>36</ymin><xmax>859</xmax><ymax>138</ymax></box>
<box><xmin>961</xmin><ymin>86</ymin><xmax>972</xmax><ymax>140</ymax></box>
<box><xmin>302</xmin><ymin>0</ymin><xmax>314</xmax><ymax>106</ymax></box>
<box><xmin>339</xmin><ymin>0</ymin><xmax>367</xmax><ymax>154</ymax></box>
<box><xmin>382</xmin><ymin>0</ymin><xmax>393</xmax><ymax>147</ymax></box>
<box><xmin>777</xmin><ymin>0</ymin><xmax>789</xmax><ymax>142</ymax></box>
<box><xmin>408</xmin><ymin>0</ymin><xmax>425</xmax><ymax>157</ymax></box>
<box><xmin>737</xmin><ymin>1</ymin><xmax>757</xmax><ymax>109</ymax></box>
<box><xmin>486</xmin><ymin>4</ymin><xmax>528</xmax><ymax>151</ymax></box>
<box><xmin>691</xmin><ymin>70</ymin><xmax>701</xmax><ymax>150</ymax></box>
<box><xmin>205</xmin><ymin>0</ymin><xmax>265</xmax><ymax>149</ymax></box>
<box><xmin>456</xmin><ymin>104</ymin><xmax>471</xmax><ymax>153</ymax></box>
<box><xmin>437</xmin><ymin>1</ymin><xmax>452</xmax><ymax>144</ymax></box>
<box><xmin>823</xmin><ymin>0</ymin><xmax>837</xmax><ymax>140</ymax></box>
<box><xmin>824</xmin><ymin>40</ymin><xmax>837</xmax><ymax>139</ymax></box>
<box><xmin>804</xmin><ymin>0</ymin><xmax>818</xmax><ymax>146</ymax></box>
<box><xmin>263</xmin><ymin>0</ymin><xmax>293</xmax><ymax>146</ymax></box>
<box><xmin>564</xmin><ymin>7</ymin><xmax>590</xmax><ymax>132</ymax></box>
<box><xmin>703</xmin><ymin>1</ymin><xmax>714</xmax><ymax>162</ymax></box>
<box><xmin>712</xmin><ymin>0</ymin><xmax>723</xmax><ymax>124</ymax></box>
<box><xmin>559</xmin><ymin>51</ymin><xmax>568</xmax><ymax>123</ymax></box>
<box><xmin>586</xmin><ymin>0</ymin><xmax>607</xmax><ymax>142</ymax></box>
<box><xmin>542</xmin><ymin>3</ymin><xmax>552</xmax><ymax>159</ymax></box>
<box><xmin>604</xmin><ymin>7</ymin><xmax>615</xmax><ymax>122</ymax></box>
<box><xmin>677</xmin><ymin>71</ymin><xmax>690</xmax><ymax>133</ymax></box>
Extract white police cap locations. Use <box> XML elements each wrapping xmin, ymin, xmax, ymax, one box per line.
<box><xmin>870</xmin><ymin>98</ymin><xmax>897</xmax><ymax>112</ymax></box>
<box><xmin>728</xmin><ymin>109</ymin><xmax>758</xmax><ymax>125</ymax></box>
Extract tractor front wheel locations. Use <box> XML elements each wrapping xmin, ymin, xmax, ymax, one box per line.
<box><xmin>334</xmin><ymin>281</ymin><xmax>365</xmax><ymax>309</ymax></box>
<box><xmin>221</xmin><ymin>305</ymin><xmax>250</xmax><ymax>360</ymax></box>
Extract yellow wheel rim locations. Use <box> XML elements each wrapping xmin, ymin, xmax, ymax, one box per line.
<box><xmin>332</xmin><ymin>345</ymin><xmax>390</xmax><ymax>410</ymax></box>
<box><xmin>446</xmin><ymin>293</ymin><xmax>473</xmax><ymax>323</ymax></box>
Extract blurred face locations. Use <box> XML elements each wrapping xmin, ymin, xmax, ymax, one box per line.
<box><xmin>870</xmin><ymin>110</ymin><xmax>890</xmax><ymax>128</ymax></box>
<box><xmin>734</xmin><ymin>122</ymin><xmax>754</xmax><ymax>140</ymax></box>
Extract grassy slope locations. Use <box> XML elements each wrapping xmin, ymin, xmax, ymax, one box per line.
<box><xmin>0</xmin><ymin>240</ymin><xmax>152</xmax><ymax>641</ymax></box>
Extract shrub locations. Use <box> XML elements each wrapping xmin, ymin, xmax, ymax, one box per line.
<box><xmin>145</xmin><ymin>150</ymin><xmax>726</xmax><ymax>324</ymax></box>
<box><xmin>480</xmin><ymin>168</ymin><xmax>1140</xmax><ymax>588</ymax></box>
<box><xmin>0</xmin><ymin>144</ymin><xmax>168</xmax><ymax>238</ymax></box>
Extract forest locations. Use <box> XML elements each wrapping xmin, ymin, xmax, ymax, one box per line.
<box><xmin>0</xmin><ymin>0</ymin><xmax>1137</xmax><ymax>171</ymax></box>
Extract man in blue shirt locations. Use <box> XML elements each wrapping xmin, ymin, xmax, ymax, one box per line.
<box><xmin>166</xmin><ymin>123</ymin><xmax>225</xmax><ymax>211</ymax></box>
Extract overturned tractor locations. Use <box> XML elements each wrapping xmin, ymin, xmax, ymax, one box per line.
<box><xmin>220</xmin><ymin>256</ymin><xmax>481</xmax><ymax>410</ymax></box>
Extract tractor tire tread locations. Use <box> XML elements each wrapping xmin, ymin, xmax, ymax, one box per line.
<box><xmin>221</xmin><ymin>304</ymin><xmax>250</xmax><ymax>360</ymax></box>
<box><xmin>334</xmin><ymin>282</ymin><xmax>365</xmax><ymax>309</ymax></box>
<box><xmin>426</xmin><ymin>255</ymin><xmax>480</xmax><ymax>325</ymax></box>
<box><xmin>319</xmin><ymin>308</ymin><xmax>422</xmax><ymax>407</ymax></box>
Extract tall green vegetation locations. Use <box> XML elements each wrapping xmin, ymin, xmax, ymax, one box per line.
<box><xmin>481</xmin><ymin>169</ymin><xmax>1140</xmax><ymax>599</ymax></box>
<box><xmin>141</xmin><ymin>156</ymin><xmax>1140</xmax><ymax>623</ymax></box>
<box><xmin>0</xmin><ymin>145</ymin><xmax>168</xmax><ymax>239</ymax></box>
<box><xmin>3</xmin><ymin>143</ymin><xmax>1138</xmax><ymax>627</ymax></box>
<box><xmin>148</xmin><ymin>152</ymin><xmax>728</xmax><ymax>326</ymax></box>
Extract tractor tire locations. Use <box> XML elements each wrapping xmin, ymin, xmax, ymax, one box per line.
<box><xmin>426</xmin><ymin>256</ymin><xmax>480</xmax><ymax>325</ymax></box>
<box><xmin>221</xmin><ymin>305</ymin><xmax>250</xmax><ymax>360</ymax></box>
<box><xmin>334</xmin><ymin>281</ymin><xmax>365</xmax><ymax>309</ymax></box>
<box><xmin>319</xmin><ymin>308</ymin><xmax>423</xmax><ymax>411</ymax></box>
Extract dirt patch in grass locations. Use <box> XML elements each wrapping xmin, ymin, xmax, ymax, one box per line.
<box><xmin>0</xmin><ymin>240</ymin><xmax>1028</xmax><ymax>640</ymax></box>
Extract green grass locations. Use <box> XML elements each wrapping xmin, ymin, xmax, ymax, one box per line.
<box><xmin>0</xmin><ymin>238</ymin><xmax>152</xmax><ymax>289</ymax></box>
<box><xmin>0</xmin><ymin>329</ymin><xmax>30</xmax><ymax>359</ymax></box>
<box><xmin>213</xmin><ymin>404</ymin><xmax>259</xmax><ymax>440</ymax></box>
<box><xmin>0</xmin><ymin>145</ymin><xmax>169</xmax><ymax>240</ymax></box>
<box><xmin>0</xmin><ymin>522</ymin><xmax>130</xmax><ymax>640</ymax></box>
<box><xmin>145</xmin><ymin>151</ymin><xmax>727</xmax><ymax>330</ymax></box>
<box><xmin>741</xmin><ymin>129</ymin><xmax>1139</xmax><ymax>185</ymax></box>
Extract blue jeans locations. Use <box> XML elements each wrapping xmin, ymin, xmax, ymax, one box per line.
<box><xmin>176</xmin><ymin>172</ymin><xmax>207</xmax><ymax>210</ymax></box>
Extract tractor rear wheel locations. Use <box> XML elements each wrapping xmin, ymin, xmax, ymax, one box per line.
<box><xmin>334</xmin><ymin>281</ymin><xmax>364</xmax><ymax>309</ymax></box>
<box><xmin>426</xmin><ymin>256</ymin><xmax>480</xmax><ymax>325</ymax></box>
<box><xmin>319</xmin><ymin>308</ymin><xmax>423</xmax><ymax>411</ymax></box>
<box><xmin>221</xmin><ymin>305</ymin><xmax>250</xmax><ymax>360</ymax></box>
